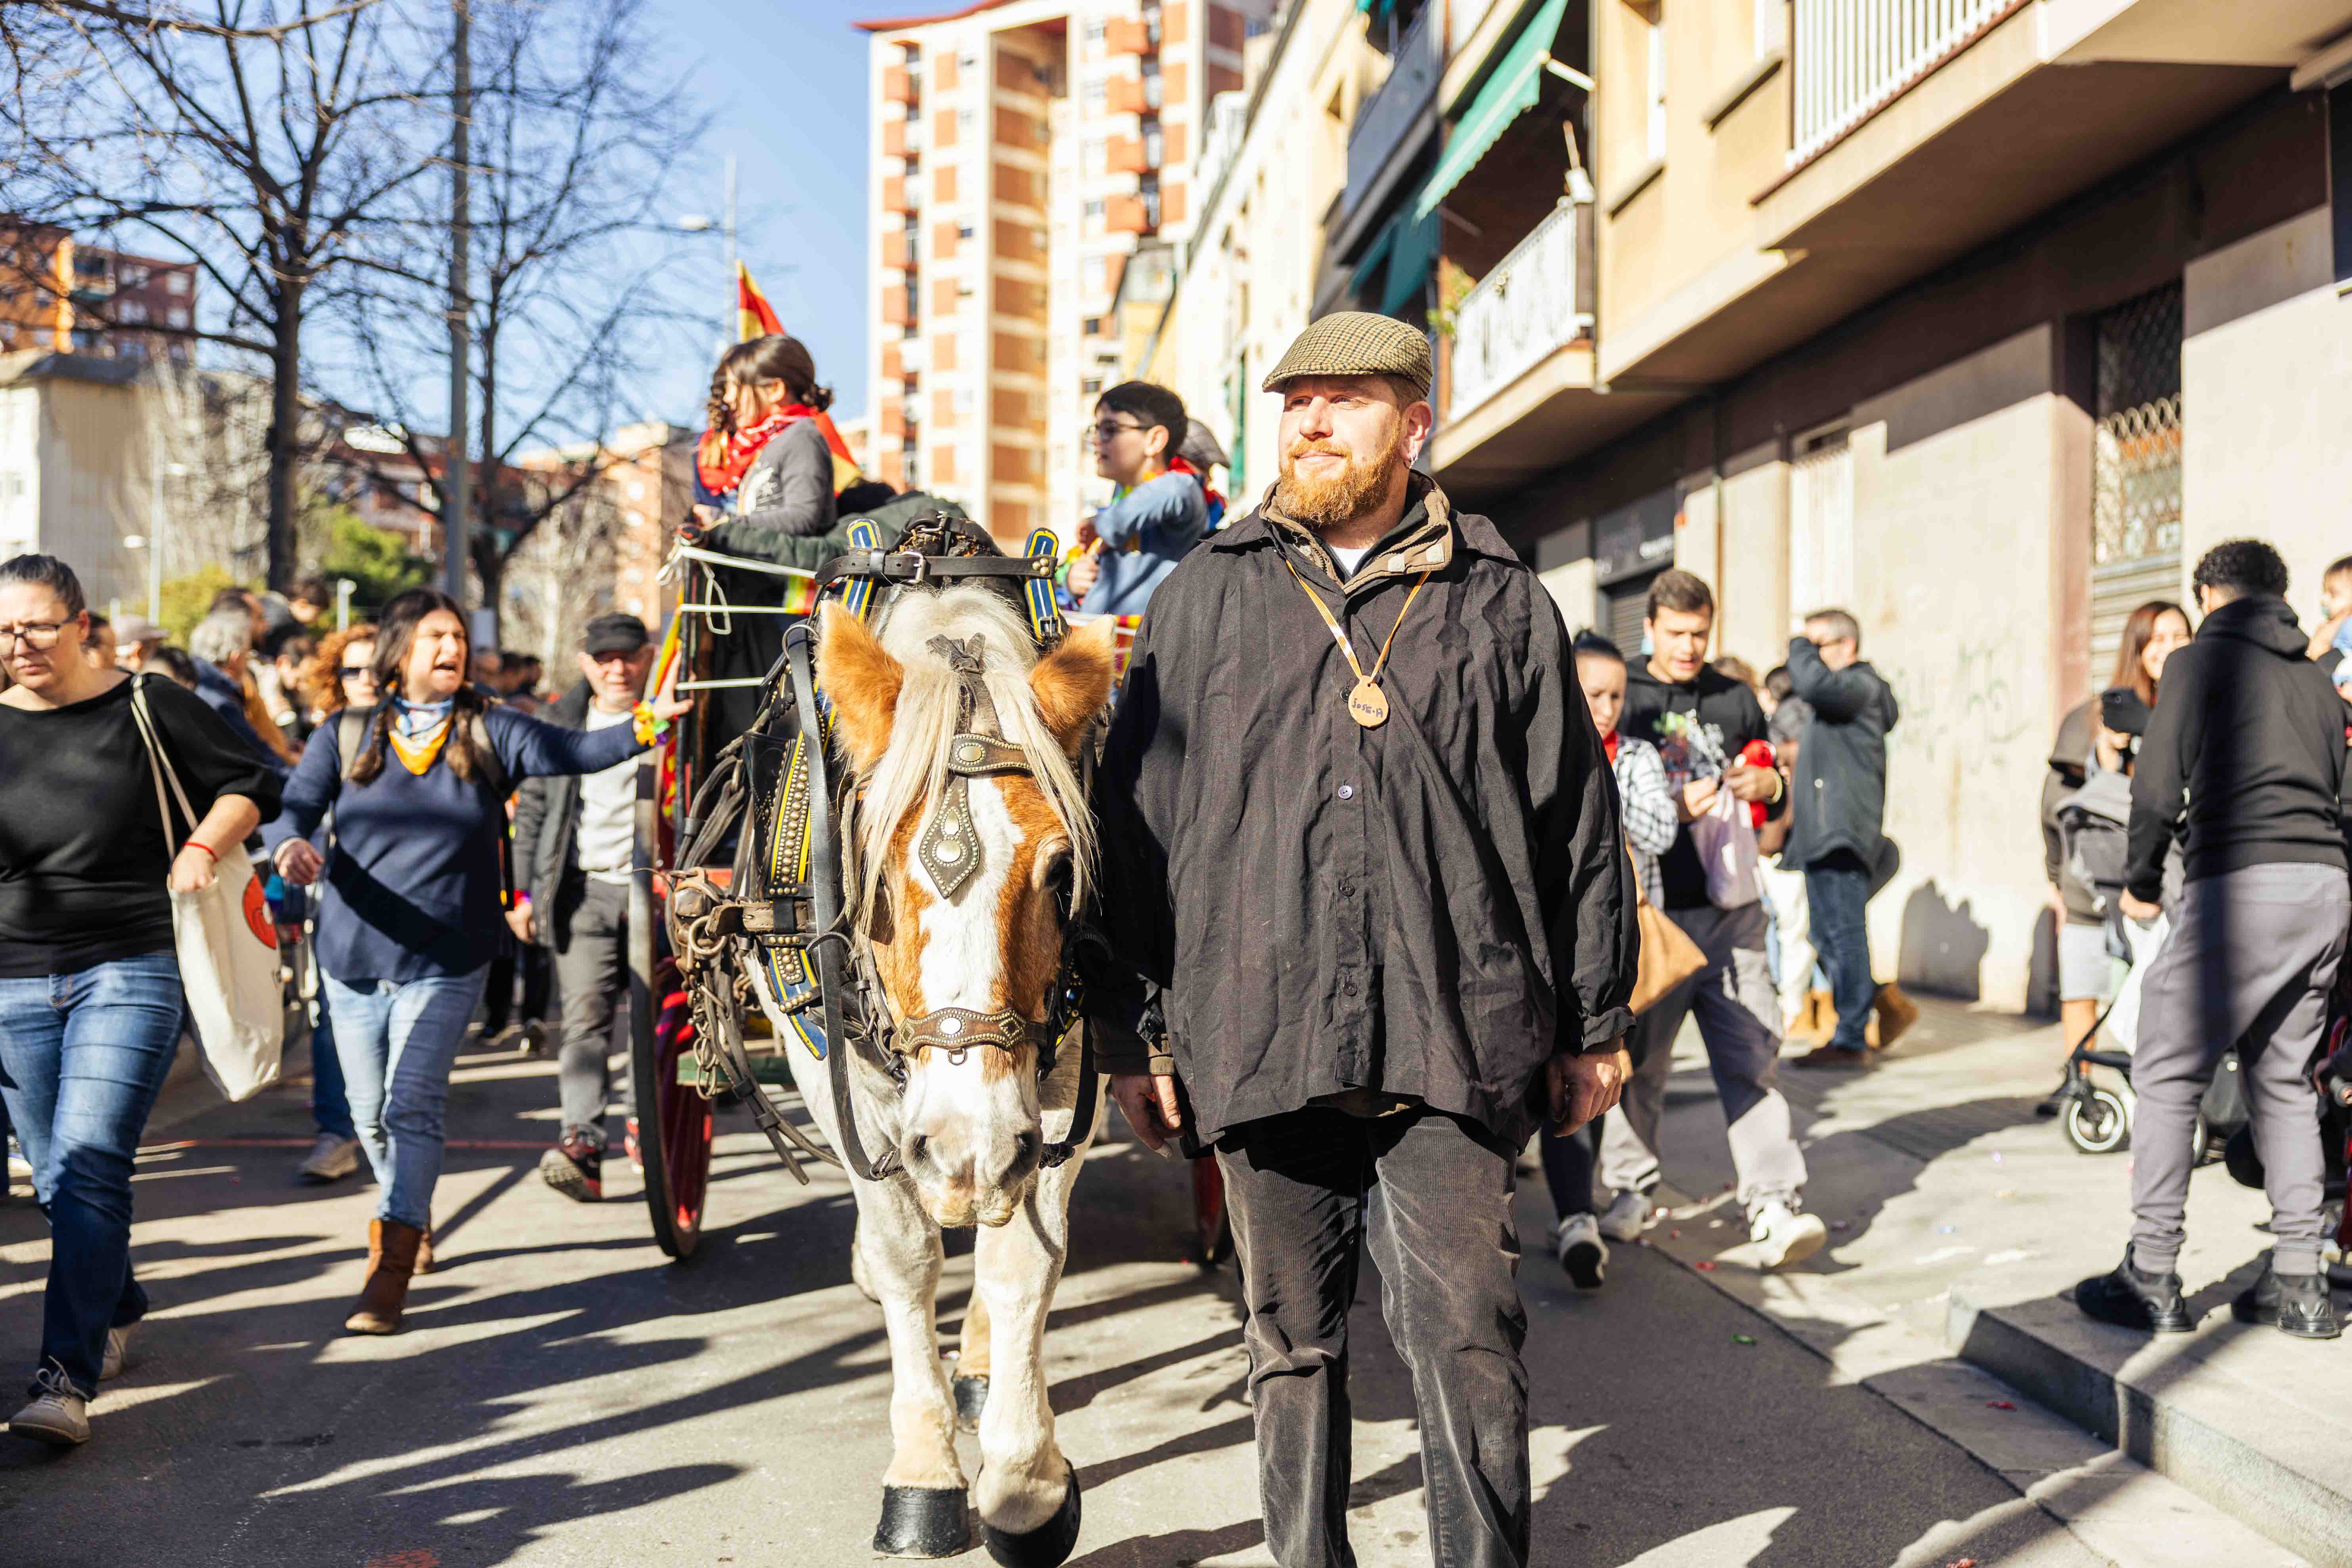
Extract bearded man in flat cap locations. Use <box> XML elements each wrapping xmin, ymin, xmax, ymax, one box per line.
<box><xmin>1088</xmin><ymin>313</ymin><xmax>1635</xmax><ymax>1568</ymax></box>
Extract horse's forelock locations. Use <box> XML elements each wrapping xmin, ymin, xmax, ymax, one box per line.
<box><xmin>848</xmin><ymin>586</ymin><xmax>1098</xmax><ymax>926</ymax></box>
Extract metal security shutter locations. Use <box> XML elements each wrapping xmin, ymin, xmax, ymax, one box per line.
<box><xmin>1604</xmin><ymin>571</ymin><xmax>1656</xmax><ymax>661</ymax></box>
<box><xmin>2089</xmin><ymin>283</ymin><xmax>2184</xmax><ymax>691</ymax></box>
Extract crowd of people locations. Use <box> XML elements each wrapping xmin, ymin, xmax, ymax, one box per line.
<box><xmin>6</xmin><ymin>314</ymin><xmax>2346</xmax><ymax>1568</ymax></box>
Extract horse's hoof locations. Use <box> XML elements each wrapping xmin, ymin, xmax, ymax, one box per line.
<box><xmin>873</xmin><ymin>1485</ymin><xmax>969</xmax><ymax>1558</ymax></box>
<box><xmin>981</xmin><ymin>1463</ymin><xmax>1081</xmax><ymax>1568</ymax></box>
<box><xmin>953</xmin><ymin>1374</ymin><xmax>989</xmax><ymax>1432</ymax></box>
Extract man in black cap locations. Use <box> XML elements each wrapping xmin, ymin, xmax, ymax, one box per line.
<box><xmin>514</xmin><ymin>613</ymin><xmax>655</xmax><ymax>1199</ymax></box>
<box><xmin>1090</xmin><ymin>312</ymin><xmax>1634</xmax><ymax>1568</ymax></box>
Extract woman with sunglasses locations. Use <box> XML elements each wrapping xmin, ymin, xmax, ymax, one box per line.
<box><xmin>0</xmin><ymin>554</ymin><xmax>282</xmax><ymax>1447</ymax></box>
<box><xmin>273</xmin><ymin>625</ymin><xmax>382</xmax><ymax>1188</ymax></box>
<box><xmin>267</xmin><ymin>589</ymin><xmax>688</xmax><ymax>1335</ymax></box>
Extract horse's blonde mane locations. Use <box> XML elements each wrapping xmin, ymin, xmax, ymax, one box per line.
<box><xmin>846</xmin><ymin>585</ymin><xmax>1097</xmax><ymax>923</ymax></box>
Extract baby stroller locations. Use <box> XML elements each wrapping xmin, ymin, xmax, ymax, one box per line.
<box><xmin>2043</xmin><ymin>768</ymin><xmax>2249</xmax><ymax>1159</ymax></box>
<box><xmin>2222</xmin><ymin>960</ymin><xmax>2352</xmax><ymax>1266</ymax></box>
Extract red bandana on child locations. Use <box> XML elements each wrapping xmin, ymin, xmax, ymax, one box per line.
<box><xmin>1603</xmin><ymin>730</ymin><xmax>1621</xmax><ymax>765</ymax></box>
<box><xmin>695</xmin><ymin>410</ymin><xmax>798</xmax><ymax>498</ymax></box>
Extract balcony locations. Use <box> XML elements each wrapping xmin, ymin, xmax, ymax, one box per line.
<box><xmin>1105</xmin><ymin>195</ymin><xmax>1150</xmax><ymax>234</ymax></box>
<box><xmin>880</xmin><ymin>230</ymin><xmax>911</xmax><ymax>269</ymax></box>
<box><xmin>883</xmin><ymin>66</ymin><xmax>917</xmax><ymax>105</ymax></box>
<box><xmin>1109</xmin><ymin>74</ymin><xmax>1148</xmax><ymax>115</ymax></box>
<box><xmin>1105</xmin><ymin>16</ymin><xmax>1149</xmax><ymax>56</ymax></box>
<box><xmin>1340</xmin><ymin>3</ymin><xmax>1441</xmax><ymax>230</ymax></box>
<box><xmin>1448</xmin><ymin>199</ymin><xmax>1591</xmax><ymax>422</ymax></box>
<box><xmin>881</xmin><ymin>175</ymin><xmax>911</xmax><ymax>214</ymax></box>
<box><xmin>1789</xmin><ymin>0</ymin><xmax>2017</xmax><ymax>164</ymax></box>
<box><xmin>1106</xmin><ymin>134</ymin><xmax>1148</xmax><ymax>174</ymax></box>
<box><xmin>883</xmin><ymin>118</ymin><xmax>909</xmax><ymax>158</ymax></box>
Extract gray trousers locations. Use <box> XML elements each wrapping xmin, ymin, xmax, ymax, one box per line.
<box><xmin>554</xmin><ymin>877</ymin><xmax>635</xmax><ymax>1139</ymax></box>
<box><xmin>1600</xmin><ymin>901</ymin><xmax>1808</xmax><ymax>1215</ymax></box>
<box><xmin>2129</xmin><ymin>862</ymin><xmax>2348</xmax><ymax>1277</ymax></box>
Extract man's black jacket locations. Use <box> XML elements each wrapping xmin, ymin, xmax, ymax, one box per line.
<box><xmin>2127</xmin><ymin>594</ymin><xmax>2351</xmax><ymax>902</ymax></box>
<box><xmin>512</xmin><ymin>679</ymin><xmax>599</xmax><ymax>947</ymax></box>
<box><xmin>1621</xmin><ymin>661</ymin><xmax>1784</xmax><ymax>910</ymax></box>
<box><xmin>1783</xmin><ymin>636</ymin><xmax>1900</xmax><ymax>870</ymax></box>
<box><xmin>1086</xmin><ymin>477</ymin><xmax>1636</xmax><ymax>1147</ymax></box>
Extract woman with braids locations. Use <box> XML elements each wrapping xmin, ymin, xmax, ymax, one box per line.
<box><xmin>265</xmin><ymin>589</ymin><xmax>689</xmax><ymax>1335</ymax></box>
<box><xmin>683</xmin><ymin>332</ymin><xmax>848</xmax><ymax>562</ymax></box>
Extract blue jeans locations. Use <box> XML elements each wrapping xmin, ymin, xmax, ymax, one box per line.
<box><xmin>1805</xmin><ymin>856</ymin><xmax>1876</xmax><ymax>1052</ymax></box>
<box><xmin>321</xmin><ymin>968</ymin><xmax>490</xmax><ymax>1229</ymax></box>
<box><xmin>308</xmin><ymin>998</ymin><xmax>356</xmax><ymax>1142</ymax></box>
<box><xmin>0</xmin><ymin>953</ymin><xmax>185</xmax><ymax>1397</ymax></box>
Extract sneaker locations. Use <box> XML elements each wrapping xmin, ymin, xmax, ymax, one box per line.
<box><xmin>99</xmin><ymin>1325</ymin><xmax>134</xmax><ymax>1383</ymax></box>
<box><xmin>1789</xmin><ymin>1044</ymin><xmax>1871</xmax><ymax>1071</ymax></box>
<box><xmin>538</xmin><ymin>1128</ymin><xmax>602</xmax><ymax>1203</ymax></box>
<box><xmin>9</xmin><ymin>1364</ymin><xmax>88</xmax><ymax>1447</ymax></box>
<box><xmin>1597</xmin><ymin>1189</ymin><xmax>1653</xmax><ymax>1243</ymax></box>
<box><xmin>295</xmin><ymin>1131</ymin><xmax>363</xmax><ymax>1185</ymax></box>
<box><xmin>516</xmin><ymin>1020</ymin><xmax>549</xmax><ymax>1056</ymax></box>
<box><xmin>1554</xmin><ymin>1213</ymin><xmax>1607</xmax><ymax>1291</ymax></box>
<box><xmin>2231</xmin><ymin>1264</ymin><xmax>2341</xmax><ymax>1340</ymax></box>
<box><xmin>2074</xmin><ymin>1254</ymin><xmax>2194</xmax><ymax>1334</ymax></box>
<box><xmin>623</xmin><ymin>1116</ymin><xmax>643</xmax><ymax>1172</ymax></box>
<box><xmin>1749</xmin><ymin>1200</ymin><xmax>1828</xmax><ymax>1270</ymax></box>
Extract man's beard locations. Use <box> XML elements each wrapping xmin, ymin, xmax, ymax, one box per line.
<box><xmin>1273</xmin><ymin>420</ymin><xmax>1406</xmax><ymax>531</ymax></box>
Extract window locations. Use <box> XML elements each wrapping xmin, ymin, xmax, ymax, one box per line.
<box><xmin>119</xmin><ymin>264</ymin><xmax>147</xmax><ymax>287</ymax></box>
<box><xmin>1083</xmin><ymin>79</ymin><xmax>1107</xmax><ymax>111</ymax></box>
<box><xmin>117</xmin><ymin>300</ymin><xmax>147</xmax><ymax>324</ymax></box>
<box><xmin>960</xmin><ymin>49</ymin><xmax>979</xmax><ymax>74</ymax></box>
<box><xmin>1083</xmin><ymin>317</ymin><xmax>1102</xmax><ymax>335</ymax></box>
<box><xmin>1083</xmin><ymin>17</ymin><xmax>1106</xmax><ymax>42</ymax></box>
<box><xmin>957</xmin><ymin>223</ymin><xmax>976</xmax><ymax>241</ymax></box>
<box><xmin>955</xmin><ymin>388</ymin><xmax>976</xmax><ymax>413</ymax></box>
<box><xmin>167</xmin><ymin>307</ymin><xmax>189</xmax><ymax>328</ymax></box>
<box><xmin>1644</xmin><ymin>4</ymin><xmax>1667</xmax><ymax>162</ymax></box>
<box><xmin>1084</xmin><ymin>137</ymin><xmax>1107</xmax><ymax>176</ymax></box>
<box><xmin>1081</xmin><ymin>376</ymin><xmax>1103</xmax><ymax>395</ymax></box>
<box><xmin>1083</xmin><ymin>197</ymin><xmax>1106</xmax><ymax>220</ymax></box>
<box><xmin>1142</xmin><ymin>116</ymin><xmax>1163</xmax><ymax>164</ymax></box>
<box><xmin>958</xmin><ymin>107</ymin><xmax>977</xmax><ymax>135</ymax></box>
<box><xmin>165</xmin><ymin>272</ymin><xmax>188</xmax><ymax>295</ymax></box>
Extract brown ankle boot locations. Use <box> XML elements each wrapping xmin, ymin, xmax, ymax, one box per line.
<box><xmin>413</xmin><ymin>1226</ymin><xmax>434</xmax><ymax>1276</ymax></box>
<box><xmin>346</xmin><ymin>1219</ymin><xmax>424</xmax><ymax>1335</ymax></box>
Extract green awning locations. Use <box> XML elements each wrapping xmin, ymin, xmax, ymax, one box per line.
<box><xmin>1380</xmin><ymin>206</ymin><xmax>1439</xmax><ymax>315</ymax></box>
<box><xmin>1413</xmin><ymin>0</ymin><xmax>1569</xmax><ymax>222</ymax></box>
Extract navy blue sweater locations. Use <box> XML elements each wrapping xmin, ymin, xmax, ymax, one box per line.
<box><xmin>266</xmin><ymin>705</ymin><xmax>645</xmax><ymax>983</ymax></box>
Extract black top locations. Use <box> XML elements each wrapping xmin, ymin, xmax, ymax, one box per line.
<box><xmin>2127</xmin><ymin>594</ymin><xmax>2352</xmax><ymax>900</ymax></box>
<box><xmin>1087</xmin><ymin>478</ymin><xmax>1636</xmax><ymax>1146</ymax></box>
<box><xmin>0</xmin><ymin>676</ymin><xmax>285</xmax><ymax>978</ymax></box>
<box><xmin>1783</xmin><ymin>636</ymin><xmax>1900</xmax><ymax>870</ymax></box>
<box><xmin>1621</xmin><ymin>660</ymin><xmax>1785</xmax><ymax>910</ymax></box>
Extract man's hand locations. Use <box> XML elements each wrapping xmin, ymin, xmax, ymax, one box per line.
<box><xmin>2119</xmin><ymin>891</ymin><xmax>2161</xmax><ymax>924</ymax></box>
<box><xmin>1676</xmin><ymin>776</ymin><xmax>1720</xmax><ymax>823</ymax></box>
<box><xmin>1110</xmin><ymin>1071</ymin><xmax>1185</xmax><ymax>1154</ymax></box>
<box><xmin>275</xmin><ymin>838</ymin><xmax>324</xmax><ymax>888</ymax></box>
<box><xmin>1549</xmin><ymin>1045</ymin><xmax>1631</xmax><ymax>1135</ymax></box>
<box><xmin>1724</xmin><ymin>761</ymin><xmax>1779</xmax><ymax>804</ymax></box>
<box><xmin>506</xmin><ymin>903</ymin><xmax>537</xmax><ymax>945</ymax></box>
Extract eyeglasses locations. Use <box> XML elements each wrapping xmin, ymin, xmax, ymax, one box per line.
<box><xmin>0</xmin><ymin>622</ymin><xmax>67</xmax><ymax>651</ymax></box>
<box><xmin>339</xmin><ymin>666</ymin><xmax>373</xmax><ymax>681</ymax></box>
<box><xmin>1088</xmin><ymin>418</ymin><xmax>1144</xmax><ymax>442</ymax></box>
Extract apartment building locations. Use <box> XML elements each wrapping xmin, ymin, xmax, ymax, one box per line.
<box><xmin>858</xmin><ymin>0</ymin><xmax>1265</xmax><ymax>545</ymax></box>
<box><xmin>0</xmin><ymin>221</ymin><xmax>197</xmax><ymax>363</ymax></box>
<box><xmin>1144</xmin><ymin>0</ymin><xmax>2352</xmax><ymax>1015</ymax></box>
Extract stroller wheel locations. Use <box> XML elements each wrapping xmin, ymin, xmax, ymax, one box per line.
<box><xmin>2064</xmin><ymin>1088</ymin><xmax>2131</xmax><ymax>1155</ymax></box>
<box><xmin>2191</xmin><ymin>1113</ymin><xmax>2215</xmax><ymax>1167</ymax></box>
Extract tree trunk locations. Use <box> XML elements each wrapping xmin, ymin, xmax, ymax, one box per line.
<box><xmin>266</xmin><ymin>281</ymin><xmax>304</xmax><ymax>592</ymax></box>
<box><xmin>474</xmin><ymin>324</ymin><xmax>501</xmax><ymax>646</ymax></box>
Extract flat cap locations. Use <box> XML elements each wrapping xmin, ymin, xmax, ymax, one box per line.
<box><xmin>1261</xmin><ymin>311</ymin><xmax>1432</xmax><ymax>399</ymax></box>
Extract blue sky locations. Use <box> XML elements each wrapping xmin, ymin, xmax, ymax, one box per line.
<box><xmin>640</xmin><ymin>0</ymin><xmax>881</xmax><ymax>424</ymax></box>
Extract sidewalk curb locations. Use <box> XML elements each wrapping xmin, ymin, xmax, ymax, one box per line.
<box><xmin>1948</xmin><ymin>1287</ymin><xmax>2352</xmax><ymax>1568</ymax></box>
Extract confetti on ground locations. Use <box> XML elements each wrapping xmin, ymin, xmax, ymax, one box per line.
<box><xmin>1831</xmin><ymin>1220</ymin><xmax>1852</xmax><ymax>1231</ymax></box>
<box><xmin>1669</xmin><ymin>1228</ymin><xmax>1681</xmax><ymax>1238</ymax></box>
<box><xmin>1937</xmin><ymin>1224</ymin><xmax>1958</xmax><ymax>1234</ymax></box>
<box><xmin>1949</xmin><ymin>1558</ymin><xmax>1977</xmax><ymax>1567</ymax></box>
<box><xmin>1985</xmin><ymin>1249</ymin><xmax>2037</xmax><ymax>1266</ymax></box>
<box><xmin>1986</xmin><ymin>1400</ymin><xmax>2015</xmax><ymax>1410</ymax></box>
<box><xmin>1695</xmin><ymin>1261</ymin><xmax>1718</xmax><ymax>1272</ymax></box>
<box><xmin>1991</xmin><ymin>1152</ymin><xmax>2004</xmax><ymax>1165</ymax></box>
<box><xmin>1732</xmin><ymin>1334</ymin><xmax>1756</xmax><ymax>1345</ymax></box>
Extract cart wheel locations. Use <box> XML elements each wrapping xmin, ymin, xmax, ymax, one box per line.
<box><xmin>631</xmin><ymin>773</ymin><xmax>712</xmax><ymax>1261</ymax></box>
<box><xmin>1190</xmin><ymin>1153</ymin><xmax>1232</xmax><ymax>1266</ymax></box>
<box><xmin>2190</xmin><ymin>1113</ymin><xmax>2214</xmax><ymax>1168</ymax></box>
<box><xmin>2064</xmin><ymin>1088</ymin><xmax>2130</xmax><ymax>1155</ymax></box>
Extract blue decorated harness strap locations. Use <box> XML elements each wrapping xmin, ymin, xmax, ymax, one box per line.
<box><xmin>1023</xmin><ymin>527</ymin><xmax>1064</xmax><ymax>644</ymax></box>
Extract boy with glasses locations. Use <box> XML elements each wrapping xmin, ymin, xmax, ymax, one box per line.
<box><xmin>1065</xmin><ymin>380</ymin><xmax>1208</xmax><ymax>615</ymax></box>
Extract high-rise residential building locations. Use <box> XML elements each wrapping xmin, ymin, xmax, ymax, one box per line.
<box><xmin>858</xmin><ymin>0</ymin><xmax>1266</xmax><ymax>545</ymax></box>
<box><xmin>0</xmin><ymin>220</ymin><xmax>198</xmax><ymax>363</ymax></box>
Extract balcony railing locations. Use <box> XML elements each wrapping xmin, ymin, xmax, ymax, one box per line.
<box><xmin>1342</xmin><ymin>2</ymin><xmax>1441</xmax><ymax>220</ymax></box>
<box><xmin>1448</xmin><ymin>199</ymin><xmax>1590</xmax><ymax>420</ymax></box>
<box><xmin>1789</xmin><ymin>0</ymin><xmax>2020</xmax><ymax>164</ymax></box>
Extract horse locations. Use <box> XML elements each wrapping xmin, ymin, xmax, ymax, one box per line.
<box><xmin>745</xmin><ymin>583</ymin><xmax>1119</xmax><ymax>1563</ymax></box>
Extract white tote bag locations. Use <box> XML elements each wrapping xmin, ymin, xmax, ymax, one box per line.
<box><xmin>129</xmin><ymin>678</ymin><xmax>285</xmax><ymax>1101</ymax></box>
<box><xmin>1689</xmin><ymin>785</ymin><xmax>1762</xmax><ymax>909</ymax></box>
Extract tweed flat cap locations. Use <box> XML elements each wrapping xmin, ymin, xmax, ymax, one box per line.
<box><xmin>1261</xmin><ymin>311</ymin><xmax>1432</xmax><ymax>398</ymax></box>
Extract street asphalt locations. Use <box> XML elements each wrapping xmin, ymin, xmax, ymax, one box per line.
<box><xmin>2</xmin><ymin>1033</ymin><xmax>2119</xmax><ymax>1568</ymax></box>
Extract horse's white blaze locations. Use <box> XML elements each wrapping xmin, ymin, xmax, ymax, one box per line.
<box><xmin>914</xmin><ymin>775</ymin><xmax>1020</xmax><ymax>1012</ymax></box>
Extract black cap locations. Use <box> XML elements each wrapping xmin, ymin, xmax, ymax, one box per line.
<box><xmin>582</xmin><ymin>613</ymin><xmax>651</xmax><ymax>656</ymax></box>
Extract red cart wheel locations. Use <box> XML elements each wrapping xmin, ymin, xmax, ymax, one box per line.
<box><xmin>1190</xmin><ymin>1152</ymin><xmax>1232</xmax><ymax>1266</ymax></box>
<box><xmin>630</xmin><ymin>772</ymin><xmax>713</xmax><ymax>1261</ymax></box>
